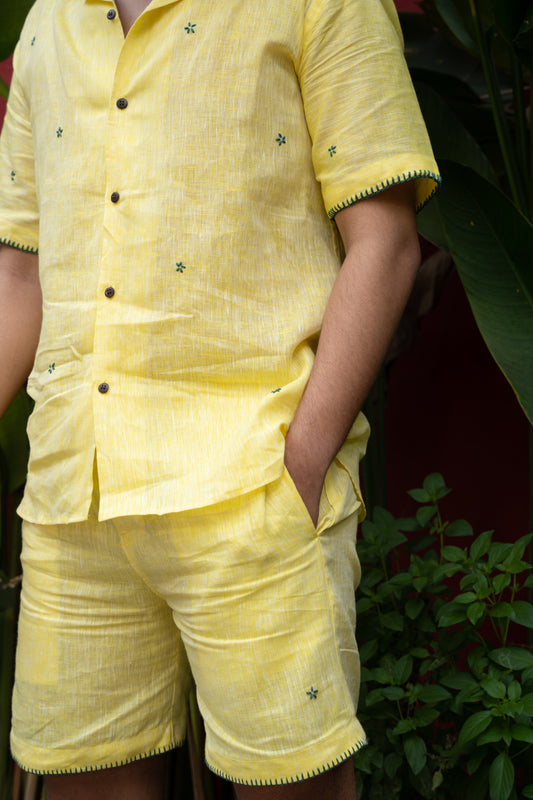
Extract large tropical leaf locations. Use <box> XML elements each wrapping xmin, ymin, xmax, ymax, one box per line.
<box><xmin>0</xmin><ymin>0</ymin><xmax>34</xmax><ymax>62</ymax></box>
<box><xmin>419</xmin><ymin>0</ymin><xmax>477</xmax><ymax>53</ymax></box>
<box><xmin>0</xmin><ymin>390</ymin><xmax>31</xmax><ymax>494</ymax></box>
<box><xmin>418</xmin><ymin>160</ymin><xmax>533</xmax><ymax>423</ymax></box>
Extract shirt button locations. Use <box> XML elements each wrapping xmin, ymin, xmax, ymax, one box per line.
<box><xmin>110</xmin><ymin>191</ymin><xmax>120</xmax><ymax>203</ymax></box>
<box><xmin>104</xmin><ymin>287</ymin><xmax>115</xmax><ymax>298</ymax></box>
<box><xmin>107</xmin><ymin>9</ymin><xmax>117</xmax><ymax>19</ymax></box>
<box><xmin>116</xmin><ymin>98</ymin><xmax>128</xmax><ymax>109</ymax></box>
<box><xmin>98</xmin><ymin>382</ymin><xmax>110</xmax><ymax>394</ymax></box>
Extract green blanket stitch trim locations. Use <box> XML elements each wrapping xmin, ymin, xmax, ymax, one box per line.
<box><xmin>206</xmin><ymin>736</ymin><xmax>368</xmax><ymax>786</ymax></box>
<box><xmin>327</xmin><ymin>169</ymin><xmax>442</xmax><ymax>218</ymax></box>
<box><xmin>0</xmin><ymin>236</ymin><xmax>38</xmax><ymax>254</ymax></box>
<box><xmin>12</xmin><ymin>740</ymin><xmax>185</xmax><ymax>776</ymax></box>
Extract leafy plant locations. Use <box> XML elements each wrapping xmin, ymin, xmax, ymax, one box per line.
<box><xmin>354</xmin><ymin>474</ymin><xmax>533</xmax><ymax>800</ymax></box>
<box><xmin>402</xmin><ymin>1</ymin><xmax>533</xmax><ymax>423</ymax></box>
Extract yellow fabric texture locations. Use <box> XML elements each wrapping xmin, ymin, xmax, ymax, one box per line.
<box><xmin>0</xmin><ymin>0</ymin><xmax>439</xmax><ymax>524</ymax></box>
<box><xmin>12</xmin><ymin>459</ymin><xmax>365</xmax><ymax>782</ymax></box>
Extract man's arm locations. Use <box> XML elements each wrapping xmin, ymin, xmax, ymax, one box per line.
<box><xmin>0</xmin><ymin>245</ymin><xmax>41</xmax><ymax>418</ymax></box>
<box><xmin>284</xmin><ymin>181</ymin><xmax>421</xmax><ymax>524</ymax></box>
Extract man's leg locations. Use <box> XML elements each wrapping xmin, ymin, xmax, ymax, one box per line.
<box><xmin>233</xmin><ymin>758</ymin><xmax>357</xmax><ymax>800</ymax></box>
<box><xmin>44</xmin><ymin>752</ymin><xmax>170</xmax><ymax>800</ymax></box>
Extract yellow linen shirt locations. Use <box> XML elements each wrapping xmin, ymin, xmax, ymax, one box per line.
<box><xmin>0</xmin><ymin>0</ymin><xmax>440</xmax><ymax>524</ymax></box>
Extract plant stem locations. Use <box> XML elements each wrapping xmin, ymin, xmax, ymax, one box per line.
<box><xmin>468</xmin><ymin>0</ymin><xmax>529</xmax><ymax>214</ymax></box>
<box><xmin>509</xmin><ymin>52</ymin><xmax>530</xmax><ymax>215</ymax></box>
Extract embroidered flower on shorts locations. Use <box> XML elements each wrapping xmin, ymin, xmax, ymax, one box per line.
<box><xmin>306</xmin><ymin>686</ymin><xmax>319</xmax><ymax>699</ymax></box>
<box><xmin>328</xmin><ymin>145</ymin><xmax>337</xmax><ymax>157</ymax></box>
<box><xmin>271</xmin><ymin>388</ymin><xmax>281</xmax><ymax>394</ymax></box>
<box><xmin>276</xmin><ymin>133</ymin><xmax>286</xmax><ymax>146</ymax></box>
<box><xmin>10</xmin><ymin>171</ymin><xmax>15</xmax><ymax>181</ymax></box>
<box><xmin>48</xmin><ymin>363</ymin><xmax>56</xmax><ymax>374</ymax></box>
<box><xmin>56</xmin><ymin>127</ymin><xmax>63</xmax><ymax>138</ymax></box>
<box><xmin>175</xmin><ymin>262</ymin><xmax>187</xmax><ymax>273</ymax></box>
<box><xmin>184</xmin><ymin>22</ymin><xmax>196</xmax><ymax>34</ymax></box>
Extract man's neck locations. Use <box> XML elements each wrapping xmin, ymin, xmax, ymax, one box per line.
<box><xmin>114</xmin><ymin>0</ymin><xmax>152</xmax><ymax>35</ymax></box>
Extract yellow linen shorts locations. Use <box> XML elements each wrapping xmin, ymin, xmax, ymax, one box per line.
<box><xmin>11</xmin><ymin>462</ymin><xmax>367</xmax><ymax>785</ymax></box>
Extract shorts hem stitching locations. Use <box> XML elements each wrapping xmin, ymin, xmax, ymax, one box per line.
<box><xmin>205</xmin><ymin>737</ymin><xmax>368</xmax><ymax>786</ymax></box>
<box><xmin>11</xmin><ymin>740</ymin><xmax>185</xmax><ymax>776</ymax></box>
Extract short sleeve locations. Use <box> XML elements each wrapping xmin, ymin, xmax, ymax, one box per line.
<box><xmin>0</xmin><ymin>37</ymin><xmax>39</xmax><ymax>253</ymax></box>
<box><xmin>298</xmin><ymin>0</ymin><xmax>440</xmax><ymax>217</ymax></box>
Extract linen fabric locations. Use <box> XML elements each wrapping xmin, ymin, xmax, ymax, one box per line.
<box><xmin>0</xmin><ymin>0</ymin><xmax>439</xmax><ymax>524</ymax></box>
<box><xmin>12</xmin><ymin>457</ymin><xmax>366</xmax><ymax>783</ymax></box>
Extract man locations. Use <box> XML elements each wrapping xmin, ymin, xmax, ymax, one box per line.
<box><xmin>0</xmin><ymin>0</ymin><xmax>439</xmax><ymax>797</ymax></box>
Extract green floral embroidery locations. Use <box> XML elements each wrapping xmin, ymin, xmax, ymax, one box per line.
<box><xmin>184</xmin><ymin>22</ymin><xmax>196</xmax><ymax>33</ymax></box>
<box><xmin>48</xmin><ymin>363</ymin><xmax>55</xmax><ymax>374</ymax></box>
<box><xmin>175</xmin><ymin>262</ymin><xmax>187</xmax><ymax>273</ymax></box>
<box><xmin>306</xmin><ymin>687</ymin><xmax>318</xmax><ymax>699</ymax></box>
<box><xmin>56</xmin><ymin>127</ymin><xmax>63</xmax><ymax>138</ymax></box>
<box><xmin>271</xmin><ymin>388</ymin><xmax>281</xmax><ymax>393</ymax></box>
<box><xmin>31</xmin><ymin>36</ymin><xmax>36</xmax><ymax>46</ymax></box>
<box><xmin>328</xmin><ymin>145</ymin><xmax>337</xmax><ymax>157</ymax></box>
<box><xmin>10</xmin><ymin>171</ymin><xmax>15</xmax><ymax>181</ymax></box>
<box><xmin>276</xmin><ymin>133</ymin><xmax>286</xmax><ymax>146</ymax></box>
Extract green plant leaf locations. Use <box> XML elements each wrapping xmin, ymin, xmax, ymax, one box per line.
<box><xmin>467</xmin><ymin>601</ymin><xmax>486</xmax><ymax>626</ymax></box>
<box><xmin>489</xmin><ymin>752</ymin><xmax>514</xmax><ymax>800</ymax></box>
<box><xmin>523</xmin><ymin>786</ymin><xmax>533</xmax><ymax>799</ymax></box>
<box><xmin>413</xmin><ymin>706</ymin><xmax>440</xmax><ymax>726</ymax></box>
<box><xmin>418</xmin><ymin>684</ymin><xmax>452</xmax><ymax>703</ymax></box>
<box><xmin>522</xmin><ymin>693</ymin><xmax>533</xmax><ymax>714</ymax></box>
<box><xmin>458</xmin><ymin>709</ymin><xmax>493</xmax><ymax>744</ymax></box>
<box><xmin>394</xmin><ymin>718</ymin><xmax>417</xmax><ymax>735</ymax></box>
<box><xmin>0</xmin><ymin>0</ymin><xmax>35</xmax><ymax>61</ymax></box>
<box><xmin>511</xmin><ymin>723</ymin><xmax>533</xmax><ymax>743</ymax></box>
<box><xmin>414</xmin><ymin>79</ymin><xmax>497</xmax><ymax>185</ymax></box>
<box><xmin>510</xmin><ymin>601</ymin><xmax>533</xmax><ymax>628</ymax></box>
<box><xmin>441</xmin><ymin>670</ymin><xmax>477</xmax><ymax>689</ymax></box>
<box><xmin>507</xmin><ymin>681</ymin><xmax>521</xmax><ymax>701</ymax></box>
<box><xmin>420</xmin><ymin>0</ymin><xmax>477</xmax><ymax>52</ymax></box>
<box><xmin>0</xmin><ymin>389</ymin><xmax>32</xmax><ymax>493</ymax></box>
<box><xmin>403</xmin><ymin>734</ymin><xmax>427</xmax><ymax>776</ymax></box>
<box><xmin>381</xmin><ymin>612</ymin><xmax>404</xmax><ymax>632</ymax></box>
<box><xmin>481</xmin><ymin>677</ymin><xmax>506</xmax><ymax>699</ymax></box>
<box><xmin>442</xmin><ymin>545</ymin><xmax>466</xmax><ymax>563</ymax></box>
<box><xmin>490</xmin><ymin>647</ymin><xmax>533</xmax><ymax>670</ymax></box>
<box><xmin>456</xmin><ymin>591</ymin><xmax>478</xmax><ymax>604</ymax></box>
<box><xmin>492</xmin><ymin>573</ymin><xmax>511</xmax><ymax>593</ymax></box>
<box><xmin>383</xmin><ymin>752</ymin><xmax>403</xmax><ymax>779</ymax></box>
<box><xmin>416</xmin><ymin>505</ymin><xmax>437</xmax><ymax>528</ymax></box>
<box><xmin>406</xmin><ymin>597</ymin><xmax>425</xmax><ymax>620</ymax></box>
<box><xmin>447</xmin><ymin>519</ymin><xmax>474</xmax><ymax>537</ymax></box>
<box><xmin>468</xmin><ymin>746</ymin><xmax>489</xmax><ymax>775</ymax></box>
<box><xmin>477</xmin><ymin>720</ymin><xmax>511</xmax><ymax>746</ymax></box>
<box><xmin>394</xmin><ymin>655</ymin><xmax>414</xmax><ymax>684</ymax></box>
<box><xmin>423</xmin><ymin>472</ymin><xmax>450</xmax><ymax>500</ymax></box>
<box><xmin>432</xmin><ymin>160</ymin><xmax>533</xmax><ymax>423</ymax></box>
<box><xmin>489</xmin><ymin>601</ymin><xmax>513</xmax><ymax>619</ymax></box>
<box><xmin>471</xmin><ymin>530</ymin><xmax>493</xmax><ymax>561</ymax></box>
<box><xmin>438</xmin><ymin>601</ymin><xmax>468</xmax><ymax>626</ymax></box>
<box><xmin>408</xmin><ymin>488</ymin><xmax>432</xmax><ymax>503</ymax></box>
<box><xmin>381</xmin><ymin>687</ymin><xmax>406</xmax><ymax>701</ymax></box>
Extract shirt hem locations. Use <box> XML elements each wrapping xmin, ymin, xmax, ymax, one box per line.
<box><xmin>327</xmin><ymin>169</ymin><xmax>441</xmax><ymax>218</ymax></box>
<box><xmin>0</xmin><ymin>236</ymin><xmax>38</xmax><ymax>254</ymax></box>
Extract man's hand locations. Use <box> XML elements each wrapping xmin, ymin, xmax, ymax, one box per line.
<box><xmin>284</xmin><ymin>182</ymin><xmax>421</xmax><ymax>522</ymax></box>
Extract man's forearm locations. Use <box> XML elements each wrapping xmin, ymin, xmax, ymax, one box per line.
<box><xmin>284</xmin><ymin>182</ymin><xmax>420</xmax><ymax>523</ymax></box>
<box><xmin>0</xmin><ymin>247</ymin><xmax>41</xmax><ymax>419</ymax></box>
